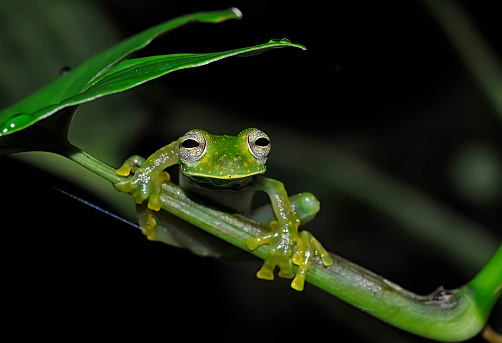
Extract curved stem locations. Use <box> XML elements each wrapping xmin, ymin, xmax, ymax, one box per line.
<box><xmin>61</xmin><ymin>144</ymin><xmax>500</xmax><ymax>341</ymax></box>
<box><xmin>466</xmin><ymin>245</ymin><xmax>502</xmax><ymax>321</ymax></box>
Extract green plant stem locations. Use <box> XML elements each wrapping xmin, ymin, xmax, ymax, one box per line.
<box><xmin>466</xmin><ymin>245</ymin><xmax>502</xmax><ymax>320</ymax></box>
<box><xmin>65</xmin><ymin>144</ymin><xmax>123</xmax><ymax>184</ymax></box>
<box><xmin>62</xmin><ymin>144</ymin><xmax>500</xmax><ymax>342</ymax></box>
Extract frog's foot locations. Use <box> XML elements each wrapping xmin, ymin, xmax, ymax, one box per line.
<box><xmin>246</xmin><ymin>220</ymin><xmax>296</xmax><ymax>281</ymax></box>
<box><xmin>115</xmin><ymin>170</ymin><xmax>170</xmax><ymax>211</ymax></box>
<box><xmin>246</xmin><ymin>222</ymin><xmax>333</xmax><ymax>291</ymax></box>
<box><xmin>290</xmin><ymin>231</ymin><xmax>334</xmax><ymax>291</ymax></box>
<box><xmin>136</xmin><ymin>203</ymin><xmax>158</xmax><ymax>240</ymax></box>
<box><xmin>115</xmin><ymin>157</ymin><xmax>170</xmax><ymax>212</ymax></box>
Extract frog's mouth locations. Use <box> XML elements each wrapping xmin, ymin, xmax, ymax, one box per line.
<box><xmin>182</xmin><ymin>174</ymin><xmax>255</xmax><ymax>191</ymax></box>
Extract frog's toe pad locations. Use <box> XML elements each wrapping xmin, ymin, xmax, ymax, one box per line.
<box><xmin>116</xmin><ymin>164</ymin><xmax>132</xmax><ymax>177</ymax></box>
<box><xmin>147</xmin><ymin>195</ymin><xmax>162</xmax><ymax>212</ymax></box>
<box><xmin>256</xmin><ymin>266</ymin><xmax>275</xmax><ymax>280</ymax></box>
<box><xmin>321</xmin><ymin>254</ymin><xmax>334</xmax><ymax>267</ymax></box>
<box><xmin>245</xmin><ymin>232</ymin><xmax>273</xmax><ymax>251</ymax></box>
<box><xmin>146</xmin><ymin>171</ymin><xmax>171</xmax><ymax>211</ymax></box>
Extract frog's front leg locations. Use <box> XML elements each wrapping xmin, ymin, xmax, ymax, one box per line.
<box><xmin>114</xmin><ymin>140</ymin><xmax>180</xmax><ymax>237</ymax></box>
<box><xmin>249</xmin><ymin>192</ymin><xmax>321</xmax><ymax>227</ymax></box>
<box><xmin>246</xmin><ymin>176</ymin><xmax>333</xmax><ymax>291</ymax></box>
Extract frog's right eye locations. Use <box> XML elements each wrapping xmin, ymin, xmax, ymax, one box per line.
<box><xmin>179</xmin><ymin>130</ymin><xmax>207</xmax><ymax>162</ymax></box>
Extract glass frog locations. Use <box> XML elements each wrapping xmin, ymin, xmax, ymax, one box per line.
<box><xmin>114</xmin><ymin>128</ymin><xmax>333</xmax><ymax>291</ymax></box>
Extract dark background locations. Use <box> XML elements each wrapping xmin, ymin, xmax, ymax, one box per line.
<box><xmin>1</xmin><ymin>1</ymin><xmax>501</xmax><ymax>341</ymax></box>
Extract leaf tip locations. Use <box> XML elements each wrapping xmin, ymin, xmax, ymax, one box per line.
<box><xmin>229</xmin><ymin>7</ymin><xmax>243</xmax><ymax>20</ymax></box>
<box><xmin>268</xmin><ymin>38</ymin><xmax>307</xmax><ymax>51</ymax></box>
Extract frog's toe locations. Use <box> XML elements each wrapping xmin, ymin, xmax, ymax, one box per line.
<box><xmin>136</xmin><ymin>203</ymin><xmax>158</xmax><ymax>240</ymax></box>
<box><xmin>116</xmin><ymin>164</ymin><xmax>132</xmax><ymax>177</ymax></box>
<box><xmin>256</xmin><ymin>260</ymin><xmax>275</xmax><ymax>280</ymax></box>
<box><xmin>255</xmin><ymin>252</ymin><xmax>294</xmax><ymax>281</ymax></box>
<box><xmin>277</xmin><ymin>258</ymin><xmax>294</xmax><ymax>279</ymax></box>
<box><xmin>146</xmin><ymin>171</ymin><xmax>170</xmax><ymax>211</ymax></box>
<box><xmin>114</xmin><ymin>180</ymin><xmax>134</xmax><ymax>193</ymax></box>
<box><xmin>116</xmin><ymin>155</ymin><xmax>145</xmax><ymax>176</ymax></box>
<box><xmin>125</xmin><ymin>183</ymin><xmax>149</xmax><ymax>204</ymax></box>
<box><xmin>147</xmin><ymin>196</ymin><xmax>162</xmax><ymax>212</ymax></box>
<box><xmin>289</xmin><ymin>231</ymin><xmax>314</xmax><ymax>291</ymax></box>
<box><xmin>290</xmin><ymin>231</ymin><xmax>333</xmax><ymax>291</ymax></box>
<box><xmin>310</xmin><ymin>234</ymin><xmax>334</xmax><ymax>267</ymax></box>
<box><xmin>245</xmin><ymin>231</ymin><xmax>274</xmax><ymax>251</ymax></box>
<box><xmin>321</xmin><ymin>252</ymin><xmax>334</xmax><ymax>267</ymax></box>
<box><xmin>115</xmin><ymin>181</ymin><xmax>150</xmax><ymax>206</ymax></box>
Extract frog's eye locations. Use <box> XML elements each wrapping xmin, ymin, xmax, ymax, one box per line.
<box><xmin>179</xmin><ymin>130</ymin><xmax>207</xmax><ymax>162</ymax></box>
<box><xmin>247</xmin><ymin>129</ymin><xmax>271</xmax><ymax>160</ymax></box>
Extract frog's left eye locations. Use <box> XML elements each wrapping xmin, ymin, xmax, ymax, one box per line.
<box><xmin>180</xmin><ymin>130</ymin><xmax>207</xmax><ymax>162</ymax></box>
<box><xmin>247</xmin><ymin>129</ymin><xmax>271</xmax><ymax>160</ymax></box>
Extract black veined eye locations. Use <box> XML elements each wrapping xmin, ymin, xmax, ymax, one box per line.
<box><xmin>179</xmin><ymin>130</ymin><xmax>207</xmax><ymax>162</ymax></box>
<box><xmin>247</xmin><ymin>129</ymin><xmax>270</xmax><ymax>159</ymax></box>
<box><xmin>181</xmin><ymin>139</ymin><xmax>200</xmax><ymax>149</ymax></box>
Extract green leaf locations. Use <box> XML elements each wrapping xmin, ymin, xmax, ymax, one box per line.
<box><xmin>0</xmin><ymin>8</ymin><xmax>244</xmax><ymax>153</ymax></box>
<box><xmin>73</xmin><ymin>42</ymin><xmax>305</xmax><ymax>108</ymax></box>
<box><xmin>0</xmin><ymin>40</ymin><xmax>304</xmax><ymax>154</ymax></box>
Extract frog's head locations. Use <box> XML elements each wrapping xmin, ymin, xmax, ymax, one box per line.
<box><xmin>179</xmin><ymin>128</ymin><xmax>270</xmax><ymax>181</ymax></box>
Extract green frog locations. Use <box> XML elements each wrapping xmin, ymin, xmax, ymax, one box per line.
<box><xmin>114</xmin><ymin>128</ymin><xmax>333</xmax><ymax>291</ymax></box>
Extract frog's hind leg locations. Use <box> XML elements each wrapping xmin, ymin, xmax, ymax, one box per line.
<box><xmin>136</xmin><ymin>202</ymin><xmax>158</xmax><ymax>240</ymax></box>
<box><xmin>249</xmin><ymin>192</ymin><xmax>320</xmax><ymax>227</ymax></box>
<box><xmin>246</xmin><ymin>181</ymin><xmax>333</xmax><ymax>291</ymax></box>
<box><xmin>136</xmin><ymin>203</ymin><xmax>238</xmax><ymax>257</ymax></box>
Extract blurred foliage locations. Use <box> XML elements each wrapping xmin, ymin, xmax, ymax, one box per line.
<box><xmin>0</xmin><ymin>1</ymin><xmax>500</xmax><ymax>342</ymax></box>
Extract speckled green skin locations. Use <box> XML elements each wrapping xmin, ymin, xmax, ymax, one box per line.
<box><xmin>181</xmin><ymin>128</ymin><xmax>267</xmax><ymax>179</ymax></box>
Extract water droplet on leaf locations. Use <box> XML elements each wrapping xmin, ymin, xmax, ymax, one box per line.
<box><xmin>228</xmin><ymin>7</ymin><xmax>243</xmax><ymax>19</ymax></box>
<box><xmin>268</xmin><ymin>38</ymin><xmax>291</xmax><ymax>44</ymax></box>
<box><xmin>0</xmin><ymin>113</ymin><xmax>34</xmax><ymax>136</ymax></box>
